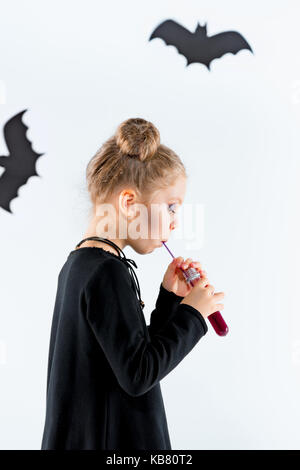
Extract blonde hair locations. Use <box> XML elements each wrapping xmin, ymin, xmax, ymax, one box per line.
<box><xmin>86</xmin><ymin>118</ymin><xmax>186</xmax><ymax>208</ymax></box>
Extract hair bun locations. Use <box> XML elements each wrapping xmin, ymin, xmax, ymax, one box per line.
<box><xmin>116</xmin><ymin>118</ymin><xmax>160</xmax><ymax>162</ymax></box>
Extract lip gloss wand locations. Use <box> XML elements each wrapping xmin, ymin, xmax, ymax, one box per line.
<box><xmin>162</xmin><ymin>242</ymin><xmax>229</xmax><ymax>336</ymax></box>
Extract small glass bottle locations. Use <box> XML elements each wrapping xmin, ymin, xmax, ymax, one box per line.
<box><xmin>181</xmin><ymin>266</ymin><xmax>229</xmax><ymax>336</ymax></box>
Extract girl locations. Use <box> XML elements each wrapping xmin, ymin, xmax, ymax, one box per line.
<box><xmin>41</xmin><ymin>118</ymin><xmax>225</xmax><ymax>450</ymax></box>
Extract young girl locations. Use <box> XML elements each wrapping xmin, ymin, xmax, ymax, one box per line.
<box><xmin>41</xmin><ymin>118</ymin><xmax>225</xmax><ymax>450</ymax></box>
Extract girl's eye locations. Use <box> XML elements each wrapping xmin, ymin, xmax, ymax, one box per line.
<box><xmin>168</xmin><ymin>203</ymin><xmax>177</xmax><ymax>214</ymax></box>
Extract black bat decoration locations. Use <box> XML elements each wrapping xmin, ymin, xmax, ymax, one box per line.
<box><xmin>0</xmin><ymin>109</ymin><xmax>44</xmax><ymax>213</ymax></box>
<box><xmin>149</xmin><ymin>20</ymin><xmax>253</xmax><ymax>70</ymax></box>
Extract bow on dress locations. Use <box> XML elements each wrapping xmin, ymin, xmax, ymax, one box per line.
<box><xmin>75</xmin><ymin>236</ymin><xmax>145</xmax><ymax>309</ymax></box>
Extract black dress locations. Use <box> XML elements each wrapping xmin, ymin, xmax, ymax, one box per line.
<box><xmin>41</xmin><ymin>246</ymin><xmax>208</xmax><ymax>450</ymax></box>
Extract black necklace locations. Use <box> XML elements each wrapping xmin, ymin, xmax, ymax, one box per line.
<box><xmin>75</xmin><ymin>236</ymin><xmax>145</xmax><ymax>309</ymax></box>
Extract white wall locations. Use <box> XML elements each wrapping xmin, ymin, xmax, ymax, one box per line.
<box><xmin>0</xmin><ymin>0</ymin><xmax>299</xmax><ymax>449</ymax></box>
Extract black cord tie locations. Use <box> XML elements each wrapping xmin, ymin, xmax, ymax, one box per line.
<box><xmin>75</xmin><ymin>236</ymin><xmax>145</xmax><ymax>309</ymax></box>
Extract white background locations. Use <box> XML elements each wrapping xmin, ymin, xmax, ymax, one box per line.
<box><xmin>0</xmin><ymin>0</ymin><xmax>300</xmax><ymax>450</ymax></box>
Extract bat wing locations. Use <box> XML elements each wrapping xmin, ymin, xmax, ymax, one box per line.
<box><xmin>207</xmin><ymin>31</ymin><xmax>253</xmax><ymax>65</ymax></box>
<box><xmin>149</xmin><ymin>19</ymin><xmax>195</xmax><ymax>64</ymax></box>
<box><xmin>0</xmin><ymin>109</ymin><xmax>44</xmax><ymax>213</ymax></box>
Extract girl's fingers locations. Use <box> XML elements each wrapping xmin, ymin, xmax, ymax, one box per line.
<box><xmin>181</xmin><ymin>258</ymin><xmax>193</xmax><ymax>269</ymax></box>
<box><xmin>190</xmin><ymin>261</ymin><xmax>205</xmax><ymax>274</ymax></box>
<box><xmin>175</xmin><ymin>256</ymin><xmax>184</xmax><ymax>266</ymax></box>
<box><xmin>174</xmin><ymin>257</ymin><xmax>207</xmax><ymax>276</ymax></box>
<box><xmin>191</xmin><ymin>262</ymin><xmax>202</xmax><ymax>270</ymax></box>
<box><xmin>215</xmin><ymin>303</ymin><xmax>224</xmax><ymax>310</ymax></box>
<box><xmin>190</xmin><ymin>262</ymin><xmax>208</xmax><ymax>280</ymax></box>
<box><xmin>172</xmin><ymin>257</ymin><xmax>184</xmax><ymax>272</ymax></box>
<box><xmin>213</xmin><ymin>292</ymin><xmax>225</xmax><ymax>299</ymax></box>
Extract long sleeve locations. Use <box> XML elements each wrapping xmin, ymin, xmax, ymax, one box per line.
<box><xmin>147</xmin><ymin>283</ymin><xmax>185</xmax><ymax>335</ymax></box>
<box><xmin>85</xmin><ymin>257</ymin><xmax>208</xmax><ymax>398</ymax></box>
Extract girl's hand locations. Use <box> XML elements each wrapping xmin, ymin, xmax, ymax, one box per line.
<box><xmin>162</xmin><ymin>257</ymin><xmax>207</xmax><ymax>297</ymax></box>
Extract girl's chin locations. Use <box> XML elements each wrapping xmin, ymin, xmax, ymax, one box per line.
<box><xmin>152</xmin><ymin>241</ymin><xmax>163</xmax><ymax>251</ymax></box>
<box><xmin>146</xmin><ymin>244</ymin><xmax>158</xmax><ymax>253</ymax></box>
<box><xmin>138</xmin><ymin>241</ymin><xmax>163</xmax><ymax>254</ymax></box>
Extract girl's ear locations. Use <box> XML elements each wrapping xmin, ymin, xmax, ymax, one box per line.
<box><xmin>119</xmin><ymin>189</ymin><xmax>137</xmax><ymax>219</ymax></box>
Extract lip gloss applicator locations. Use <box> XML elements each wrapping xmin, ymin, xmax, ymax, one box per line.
<box><xmin>162</xmin><ymin>242</ymin><xmax>229</xmax><ymax>336</ymax></box>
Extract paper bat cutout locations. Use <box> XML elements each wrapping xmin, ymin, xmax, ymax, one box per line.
<box><xmin>0</xmin><ymin>109</ymin><xmax>44</xmax><ymax>213</ymax></box>
<box><xmin>149</xmin><ymin>20</ymin><xmax>253</xmax><ymax>70</ymax></box>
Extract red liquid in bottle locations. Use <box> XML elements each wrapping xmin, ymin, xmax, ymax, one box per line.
<box><xmin>161</xmin><ymin>242</ymin><xmax>229</xmax><ymax>336</ymax></box>
<box><xmin>181</xmin><ymin>266</ymin><xmax>229</xmax><ymax>336</ymax></box>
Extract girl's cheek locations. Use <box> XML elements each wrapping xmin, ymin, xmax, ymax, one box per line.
<box><xmin>148</xmin><ymin>205</ymin><xmax>170</xmax><ymax>240</ymax></box>
<box><xmin>130</xmin><ymin>205</ymin><xmax>150</xmax><ymax>239</ymax></box>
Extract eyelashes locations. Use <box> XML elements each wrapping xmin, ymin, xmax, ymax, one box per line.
<box><xmin>168</xmin><ymin>203</ymin><xmax>177</xmax><ymax>214</ymax></box>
